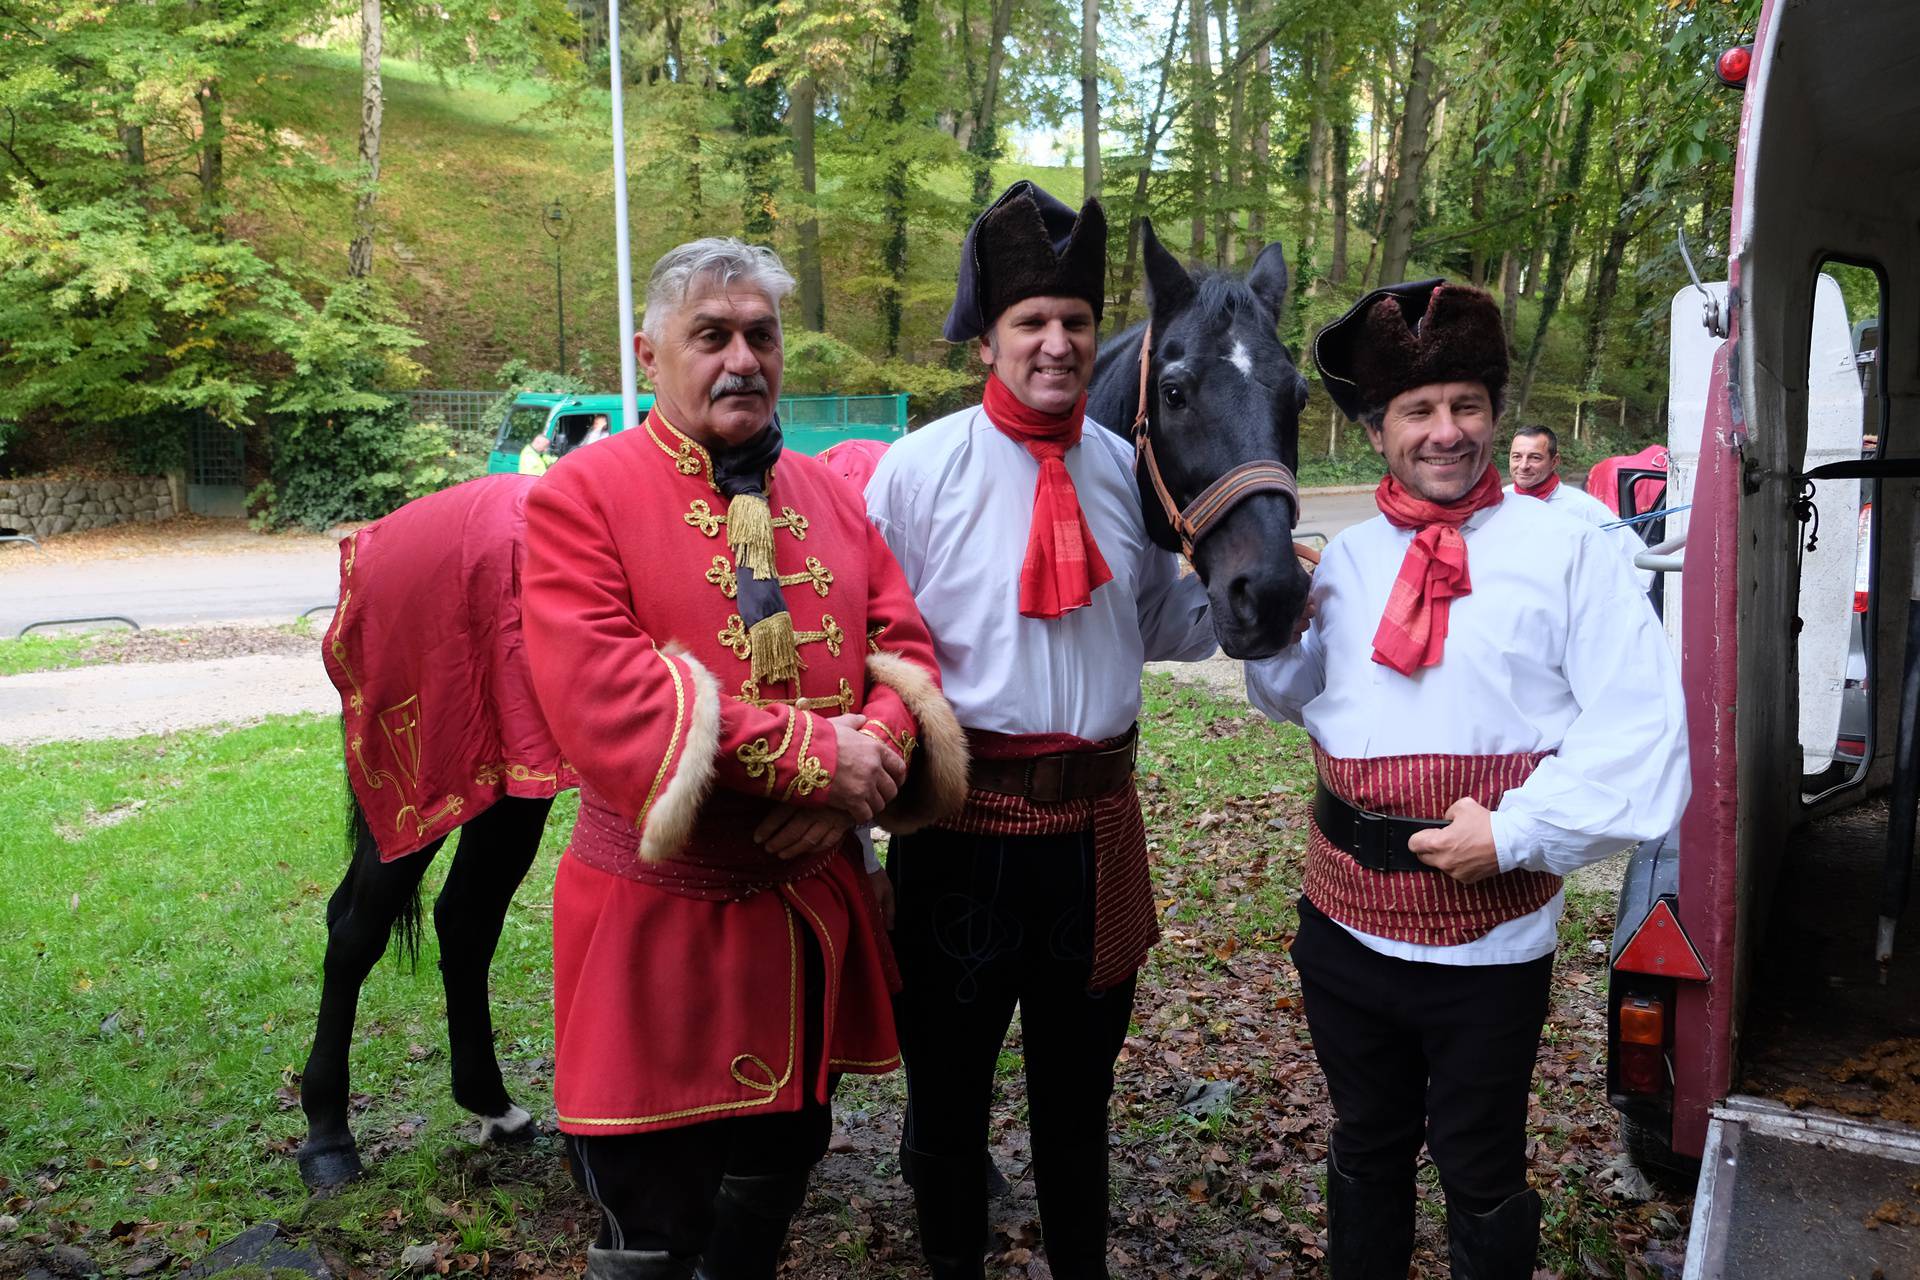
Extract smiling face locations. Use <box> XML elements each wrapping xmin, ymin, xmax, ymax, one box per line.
<box><xmin>1367</xmin><ymin>380</ymin><xmax>1496</xmax><ymax>503</ymax></box>
<box><xmin>1508</xmin><ymin>431</ymin><xmax>1557</xmax><ymax>489</ymax></box>
<box><xmin>978</xmin><ymin>295</ymin><xmax>1098</xmax><ymax>415</ymax></box>
<box><xmin>635</xmin><ymin>282</ymin><xmax>784</xmax><ymax>449</ymax></box>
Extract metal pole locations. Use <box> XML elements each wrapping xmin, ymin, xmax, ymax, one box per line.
<box><xmin>608</xmin><ymin>1</ymin><xmax>640</xmax><ymax>430</ymax></box>
<box><xmin>556</xmin><ymin>239</ymin><xmax>566</xmax><ymax>373</ymax></box>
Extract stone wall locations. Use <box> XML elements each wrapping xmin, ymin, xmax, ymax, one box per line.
<box><xmin>0</xmin><ymin>475</ymin><xmax>175</xmax><ymax>537</ymax></box>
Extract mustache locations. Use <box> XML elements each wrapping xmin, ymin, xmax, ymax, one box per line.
<box><xmin>710</xmin><ymin>373</ymin><xmax>770</xmax><ymax>401</ymax></box>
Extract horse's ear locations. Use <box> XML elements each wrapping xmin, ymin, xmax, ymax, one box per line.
<box><xmin>1142</xmin><ymin>220</ymin><xmax>1196</xmax><ymax>317</ymax></box>
<box><xmin>1246</xmin><ymin>242</ymin><xmax>1290</xmax><ymax>322</ymax></box>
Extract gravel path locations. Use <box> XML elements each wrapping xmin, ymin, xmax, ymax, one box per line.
<box><xmin>0</xmin><ymin>654</ymin><xmax>337</xmax><ymax>747</ymax></box>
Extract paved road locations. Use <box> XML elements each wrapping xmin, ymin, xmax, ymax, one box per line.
<box><xmin>0</xmin><ymin>490</ymin><xmax>1384</xmax><ymax>636</ymax></box>
<box><xmin>0</xmin><ymin>549</ymin><xmax>341</xmax><ymax>636</ymax></box>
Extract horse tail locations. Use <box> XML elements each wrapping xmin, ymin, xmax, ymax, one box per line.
<box><xmin>342</xmin><ymin>786</ymin><xmax>427</xmax><ymax>971</ymax></box>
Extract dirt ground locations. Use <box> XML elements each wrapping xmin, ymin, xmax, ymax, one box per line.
<box><xmin>0</xmin><ymin>515</ymin><xmax>350</xmax><ymax>569</ymax></box>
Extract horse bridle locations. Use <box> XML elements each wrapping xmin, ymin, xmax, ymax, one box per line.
<box><xmin>1130</xmin><ymin>323</ymin><xmax>1314</xmax><ymax>566</ymax></box>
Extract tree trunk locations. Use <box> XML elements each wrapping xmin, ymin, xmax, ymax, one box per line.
<box><xmin>1467</xmin><ymin>100</ymin><xmax>1489</xmax><ymax>287</ymax></box>
<box><xmin>1214</xmin><ymin>0</ymin><xmax>1239</xmax><ymax>266</ymax></box>
<box><xmin>197</xmin><ymin>79</ymin><xmax>225</xmax><ymax>234</ymax></box>
<box><xmin>663</xmin><ymin>10</ymin><xmax>684</xmax><ymax>83</ymax></box>
<box><xmin>1187</xmin><ymin>0</ymin><xmax>1214</xmax><ymax>261</ymax></box>
<box><xmin>347</xmin><ymin>0</ymin><xmax>383</xmax><ymax>279</ymax></box>
<box><xmin>1499</xmin><ymin>249</ymin><xmax>1518</xmax><ymax>352</ymax></box>
<box><xmin>1081</xmin><ymin>0</ymin><xmax>1100</xmax><ymax>203</ymax></box>
<box><xmin>1516</xmin><ymin>90</ymin><xmax>1597</xmax><ymax>415</ymax></box>
<box><xmin>1246</xmin><ymin>1</ymin><xmax>1271</xmax><ymax>249</ymax></box>
<box><xmin>967</xmin><ymin>0</ymin><xmax>1014</xmax><ymax>211</ymax></box>
<box><xmin>1110</xmin><ymin>6</ymin><xmax>1184</xmax><ymax>333</ymax></box>
<box><xmin>1580</xmin><ymin>152</ymin><xmax>1656</xmax><ymax>390</ymax></box>
<box><xmin>1300</xmin><ymin>31</ymin><xmax>1330</xmax><ymax>282</ymax></box>
<box><xmin>1329</xmin><ymin>113</ymin><xmax>1350</xmax><ymax>286</ymax></box>
<box><xmin>120</xmin><ymin>123</ymin><xmax>146</xmax><ymax>170</ymax></box>
<box><xmin>1377</xmin><ymin>13</ymin><xmax>1437</xmax><ymax>288</ymax></box>
<box><xmin>882</xmin><ymin>0</ymin><xmax>920</xmax><ymax>357</ymax></box>
<box><xmin>733</xmin><ymin>4</ymin><xmax>780</xmax><ymax>238</ymax></box>
<box><xmin>791</xmin><ymin>76</ymin><xmax>825</xmax><ymax>331</ymax></box>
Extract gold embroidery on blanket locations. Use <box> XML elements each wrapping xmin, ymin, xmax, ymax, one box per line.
<box><xmin>474</xmin><ymin>762</ymin><xmax>560</xmax><ymax>787</ymax></box>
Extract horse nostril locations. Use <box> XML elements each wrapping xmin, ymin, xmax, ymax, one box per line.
<box><xmin>1228</xmin><ymin>574</ymin><xmax>1258</xmax><ymax>625</ymax></box>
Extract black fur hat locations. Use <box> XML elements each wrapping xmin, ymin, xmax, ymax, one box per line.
<box><xmin>1312</xmin><ymin>279</ymin><xmax>1508</xmax><ymax>422</ymax></box>
<box><xmin>943</xmin><ymin>180</ymin><xmax>1107</xmax><ymax>343</ymax></box>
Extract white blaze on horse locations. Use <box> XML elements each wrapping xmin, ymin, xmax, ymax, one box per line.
<box><xmin>294</xmin><ymin>228</ymin><xmax>1313</xmax><ymax>1188</ymax></box>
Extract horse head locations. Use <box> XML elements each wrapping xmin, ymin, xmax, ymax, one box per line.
<box><xmin>1093</xmin><ymin>222</ymin><xmax>1313</xmax><ymax>660</ymax></box>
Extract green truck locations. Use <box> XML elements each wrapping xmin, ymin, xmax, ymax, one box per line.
<box><xmin>485</xmin><ymin>391</ymin><xmax>911</xmax><ymax>474</ymax></box>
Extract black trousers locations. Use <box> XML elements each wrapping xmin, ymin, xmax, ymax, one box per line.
<box><xmin>565</xmin><ymin>932</ymin><xmax>833</xmax><ymax>1258</ymax></box>
<box><xmin>1289</xmin><ymin>896</ymin><xmax>1553</xmax><ymax>1214</ymax></box>
<box><xmin>888</xmin><ymin>825</ymin><xmax>1136</xmax><ymax>1277</ymax></box>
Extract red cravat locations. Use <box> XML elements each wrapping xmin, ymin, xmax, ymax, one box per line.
<box><xmin>1370</xmin><ymin>465</ymin><xmax>1505</xmax><ymax>675</ymax></box>
<box><xmin>982</xmin><ymin>374</ymin><xmax>1115</xmax><ymax>620</ymax></box>
<box><xmin>1516</xmin><ymin>472</ymin><xmax>1561</xmax><ymax>500</ymax></box>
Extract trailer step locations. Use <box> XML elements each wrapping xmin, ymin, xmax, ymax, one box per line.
<box><xmin>1686</xmin><ymin>1096</ymin><xmax>1920</xmax><ymax>1278</ymax></box>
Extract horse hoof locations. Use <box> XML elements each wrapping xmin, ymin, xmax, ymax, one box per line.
<box><xmin>477</xmin><ymin>1104</ymin><xmax>538</xmax><ymax>1147</ymax></box>
<box><xmin>298</xmin><ymin>1140</ymin><xmax>365</xmax><ymax>1190</ymax></box>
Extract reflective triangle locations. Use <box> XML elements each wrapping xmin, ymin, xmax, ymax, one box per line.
<box><xmin>1614</xmin><ymin>898</ymin><xmax>1710</xmax><ymax>981</ymax></box>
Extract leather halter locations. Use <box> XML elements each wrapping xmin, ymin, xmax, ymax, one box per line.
<box><xmin>1130</xmin><ymin>322</ymin><xmax>1305</xmax><ymax>563</ymax></box>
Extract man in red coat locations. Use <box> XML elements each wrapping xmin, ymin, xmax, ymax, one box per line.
<box><xmin>521</xmin><ymin>239</ymin><xmax>967</xmax><ymax>1280</ymax></box>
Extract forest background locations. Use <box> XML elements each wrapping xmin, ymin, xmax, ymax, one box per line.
<box><xmin>0</xmin><ymin>0</ymin><xmax>1763</xmax><ymax>527</ymax></box>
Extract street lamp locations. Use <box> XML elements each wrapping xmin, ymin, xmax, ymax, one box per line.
<box><xmin>542</xmin><ymin>200</ymin><xmax>575</xmax><ymax>373</ymax></box>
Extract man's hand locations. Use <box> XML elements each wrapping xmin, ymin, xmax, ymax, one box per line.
<box><xmin>1407</xmin><ymin>797</ymin><xmax>1501</xmax><ymax>884</ymax></box>
<box><xmin>1290</xmin><ymin>594</ymin><xmax>1318</xmax><ymax>648</ymax></box>
<box><xmin>869</xmin><ymin>868</ymin><xmax>897</xmax><ymax>931</ymax></box>
<box><xmin>824</xmin><ymin>713</ymin><xmax>907</xmax><ymax>824</ymax></box>
<box><xmin>753</xmin><ymin>804</ymin><xmax>856</xmax><ymax>859</ymax></box>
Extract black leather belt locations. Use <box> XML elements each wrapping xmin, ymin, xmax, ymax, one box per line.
<box><xmin>968</xmin><ymin>726</ymin><xmax>1138</xmax><ymax>803</ymax></box>
<box><xmin>1312</xmin><ymin>778</ymin><xmax>1447</xmax><ymax>874</ymax></box>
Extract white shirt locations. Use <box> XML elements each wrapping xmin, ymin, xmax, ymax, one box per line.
<box><xmin>866</xmin><ymin>405</ymin><xmax>1216</xmax><ymax>739</ymax></box>
<box><xmin>1506</xmin><ymin>480</ymin><xmax>1653</xmax><ymax>590</ymax></box>
<box><xmin>1245</xmin><ymin>494</ymin><xmax>1689</xmax><ymax>965</ymax></box>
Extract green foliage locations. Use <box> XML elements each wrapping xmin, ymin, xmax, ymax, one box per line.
<box><xmin>0</xmin><ymin>420</ymin><xmax>21</xmax><ymax>478</ymax></box>
<box><xmin>254</xmin><ymin>395</ymin><xmax>477</xmax><ymax>531</ymax></box>
<box><xmin>782</xmin><ymin>330</ymin><xmax>978</xmax><ymax>418</ymax></box>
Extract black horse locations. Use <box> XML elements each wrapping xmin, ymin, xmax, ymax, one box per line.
<box><xmin>1088</xmin><ymin>221</ymin><xmax>1313</xmax><ymax>659</ymax></box>
<box><xmin>296</xmin><ymin>228</ymin><xmax>1313</xmax><ymax>1190</ymax></box>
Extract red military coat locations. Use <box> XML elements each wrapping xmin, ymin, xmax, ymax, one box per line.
<box><xmin>523</xmin><ymin>412</ymin><xmax>965</xmax><ymax>1136</ymax></box>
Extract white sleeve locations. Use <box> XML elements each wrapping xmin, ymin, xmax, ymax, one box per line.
<box><xmin>863</xmin><ymin>450</ymin><xmax>924</xmax><ymax>589</ymax></box>
<box><xmin>1610</xmin><ymin>522</ymin><xmax>1656</xmax><ymax>593</ymax></box>
<box><xmin>1243</xmin><ymin>610</ymin><xmax>1325</xmax><ymax>727</ymax></box>
<box><xmin>1136</xmin><ymin>549</ymin><xmax>1217</xmax><ymax>662</ymax></box>
<box><xmin>1488</xmin><ymin>533</ymin><xmax>1689</xmax><ymax>875</ymax></box>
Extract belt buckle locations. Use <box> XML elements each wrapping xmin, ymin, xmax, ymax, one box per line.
<box><xmin>1349</xmin><ymin>807</ymin><xmax>1391</xmax><ymax>871</ymax></box>
<box><xmin>1028</xmin><ymin>757</ymin><xmax>1067</xmax><ymax>804</ymax></box>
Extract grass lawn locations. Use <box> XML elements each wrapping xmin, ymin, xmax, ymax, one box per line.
<box><xmin>0</xmin><ymin>681</ymin><xmax>1688</xmax><ymax>1278</ymax></box>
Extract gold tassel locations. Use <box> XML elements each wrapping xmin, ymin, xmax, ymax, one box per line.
<box><xmin>748</xmin><ymin>612</ymin><xmax>802</xmax><ymax>685</ymax></box>
<box><xmin>727</xmin><ymin>494</ymin><xmax>777</xmax><ymax>581</ymax></box>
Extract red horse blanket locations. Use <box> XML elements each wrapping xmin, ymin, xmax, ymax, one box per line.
<box><xmin>324</xmin><ymin>473</ymin><xmax>579</xmax><ymax>861</ymax></box>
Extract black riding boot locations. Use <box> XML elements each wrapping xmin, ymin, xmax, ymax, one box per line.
<box><xmin>693</xmin><ymin>1171</ymin><xmax>812</xmax><ymax>1280</ymax></box>
<box><xmin>585</xmin><ymin>1246</ymin><xmax>695</xmax><ymax>1280</ymax></box>
<box><xmin>906</xmin><ymin>1147</ymin><xmax>988</xmax><ymax>1280</ymax></box>
<box><xmin>1445</xmin><ymin>1187</ymin><xmax>1540</xmax><ymax>1280</ymax></box>
<box><xmin>1325</xmin><ymin>1152</ymin><xmax>1415</xmax><ymax>1280</ymax></box>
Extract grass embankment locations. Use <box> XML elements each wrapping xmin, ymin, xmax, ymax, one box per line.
<box><xmin>0</xmin><ymin>681</ymin><xmax>1684</xmax><ymax>1278</ymax></box>
<box><xmin>243</xmin><ymin>48</ymin><xmax>1662</xmax><ymax>481</ymax></box>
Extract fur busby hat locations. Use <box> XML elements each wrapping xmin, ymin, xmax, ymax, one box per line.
<box><xmin>1312</xmin><ymin>279</ymin><xmax>1508</xmax><ymax>423</ymax></box>
<box><xmin>943</xmin><ymin>180</ymin><xmax>1107</xmax><ymax>343</ymax></box>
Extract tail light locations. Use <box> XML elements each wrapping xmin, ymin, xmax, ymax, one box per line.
<box><xmin>1715</xmin><ymin>45</ymin><xmax>1752</xmax><ymax>87</ymax></box>
<box><xmin>1617</xmin><ymin>996</ymin><xmax>1667</xmax><ymax>1094</ymax></box>
<box><xmin>1856</xmin><ymin>502</ymin><xmax>1873</xmax><ymax>613</ymax></box>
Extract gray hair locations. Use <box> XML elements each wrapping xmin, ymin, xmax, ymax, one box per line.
<box><xmin>641</xmin><ymin>238</ymin><xmax>795</xmax><ymax>339</ymax></box>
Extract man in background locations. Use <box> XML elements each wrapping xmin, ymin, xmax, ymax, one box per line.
<box><xmin>1506</xmin><ymin>424</ymin><xmax>1651</xmax><ymax>589</ymax></box>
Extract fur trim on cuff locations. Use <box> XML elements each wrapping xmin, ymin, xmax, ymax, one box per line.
<box><xmin>865</xmin><ymin>651</ymin><xmax>969</xmax><ymax>834</ymax></box>
<box><xmin>639</xmin><ymin>644</ymin><xmax>721</xmax><ymax>863</ymax></box>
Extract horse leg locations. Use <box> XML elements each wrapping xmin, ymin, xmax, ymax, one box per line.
<box><xmin>433</xmin><ymin>794</ymin><xmax>552</xmax><ymax>1145</ymax></box>
<box><xmin>299</xmin><ymin>813</ymin><xmax>442</xmax><ymax>1189</ymax></box>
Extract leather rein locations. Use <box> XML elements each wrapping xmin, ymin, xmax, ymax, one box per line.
<box><xmin>1130</xmin><ymin>322</ymin><xmax>1317</xmax><ymax>566</ymax></box>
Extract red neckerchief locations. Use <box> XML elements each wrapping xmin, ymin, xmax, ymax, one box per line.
<box><xmin>982</xmin><ymin>373</ymin><xmax>1114</xmax><ymax>620</ymax></box>
<box><xmin>1371</xmin><ymin>465</ymin><xmax>1504</xmax><ymax>676</ymax></box>
<box><xmin>1515</xmin><ymin>472</ymin><xmax>1561</xmax><ymax>500</ymax></box>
